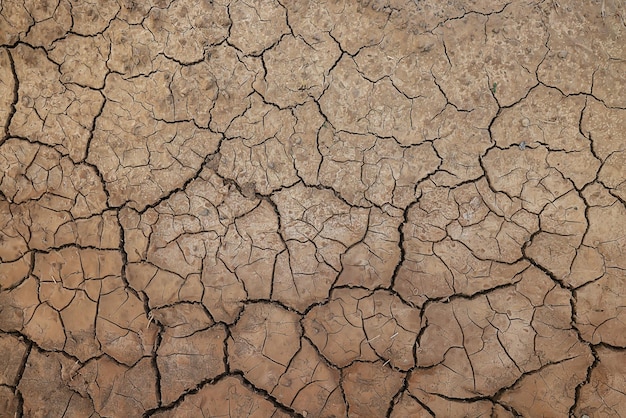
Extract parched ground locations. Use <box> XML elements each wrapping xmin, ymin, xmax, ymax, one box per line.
<box><xmin>0</xmin><ymin>0</ymin><xmax>625</xmax><ymax>417</ymax></box>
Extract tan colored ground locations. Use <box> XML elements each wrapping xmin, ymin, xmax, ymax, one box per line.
<box><xmin>0</xmin><ymin>0</ymin><xmax>625</xmax><ymax>417</ymax></box>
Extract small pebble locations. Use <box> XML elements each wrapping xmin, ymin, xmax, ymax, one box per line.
<box><xmin>519</xmin><ymin>141</ymin><xmax>526</xmax><ymax>150</ymax></box>
<box><xmin>558</xmin><ymin>50</ymin><xmax>568</xmax><ymax>59</ymax></box>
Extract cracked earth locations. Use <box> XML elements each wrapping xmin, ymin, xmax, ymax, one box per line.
<box><xmin>0</xmin><ymin>0</ymin><xmax>625</xmax><ymax>417</ymax></box>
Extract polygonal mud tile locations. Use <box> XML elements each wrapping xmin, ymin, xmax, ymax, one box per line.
<box><xmin>342</xmin><ymin>360</ymin><xmax>405</xmax><ymax>417</ymax></box>
<box><xmin>157</xmin><ymin>324</ymin><xmax>227</xmax><ymax>405</ymax></box>
<box><xmin>18</xmin><ymin>349</ymin><xmax>96</xmax><ymax>417</ymax></box>
<box><xmin>228</xmin><ymin>302</ymin><xmax>301</xmax><ymax>392</ymax></box>
<box><xmin>152</xmin><ymin>376</ymin><xmax>292</xmax><ymax>418</ymax></box>
<box><xmin>574</xmin><ymin>346</ymin><xmax>626</xmax><ymax>417</ymax></box>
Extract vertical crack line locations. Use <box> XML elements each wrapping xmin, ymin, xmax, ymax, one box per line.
<box><xmin>14</xmin><ymin>339</ymin><xmax>32</xmax><ymax>388</ymax></box>
<box><xmin>81</xmin><ymin>90</ymin><xmax>107</xmax><ymax>163</ymax></box>
<box><xmin>12</xmin><ymin>339</ymin><xmax>31</xmax><ymax>418</ymax></box>
<box><xmin>115</xmin><ymin>210</ymin><xmax>142</xmax><ymax>301</ymax></box>
<box><xmin>4</xmin><ymin>48</ymin><xmax>19</xmax><ymax>143</ymax></box>
<box><xmin>152</xmin><ymin>325</ymin><xmax>163</xmax><ymax>407</ymax></box>
<box><xmin>386</xmin><ymin>372</ymin><xmax>409</xmax><ymax>417</ymax></box>
<box><xmin>389</xmin><ymin>201</ymin><xmax>410</xmax><ymax>292</ymax></box>
<box><xmin>569</xmin><ymin>342</ymin><xmax>599</xmax><ymax>417</ymax></box>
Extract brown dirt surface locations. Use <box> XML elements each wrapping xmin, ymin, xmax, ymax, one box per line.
<box><xmin>1</xmin><ymin>0</ymin><xmax>625</xmax><ymax>417</ymax></box>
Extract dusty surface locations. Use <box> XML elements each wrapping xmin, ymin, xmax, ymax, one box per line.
<box><xmin>0</xmin><ymin>0</ymin><xmax>625</xmax><ymax>417</ymax></box>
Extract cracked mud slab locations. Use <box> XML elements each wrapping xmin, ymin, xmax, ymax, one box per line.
<box><xmin>0</xmin><ymin>0</ymin><xmax>625</xmax><ymax>417</ymax></box>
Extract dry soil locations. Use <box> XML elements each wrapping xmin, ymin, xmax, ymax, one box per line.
<box><xmin>0</xmin><ymin>0</ymin><xmax>625</xmax><ymax>417</ymax></box>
